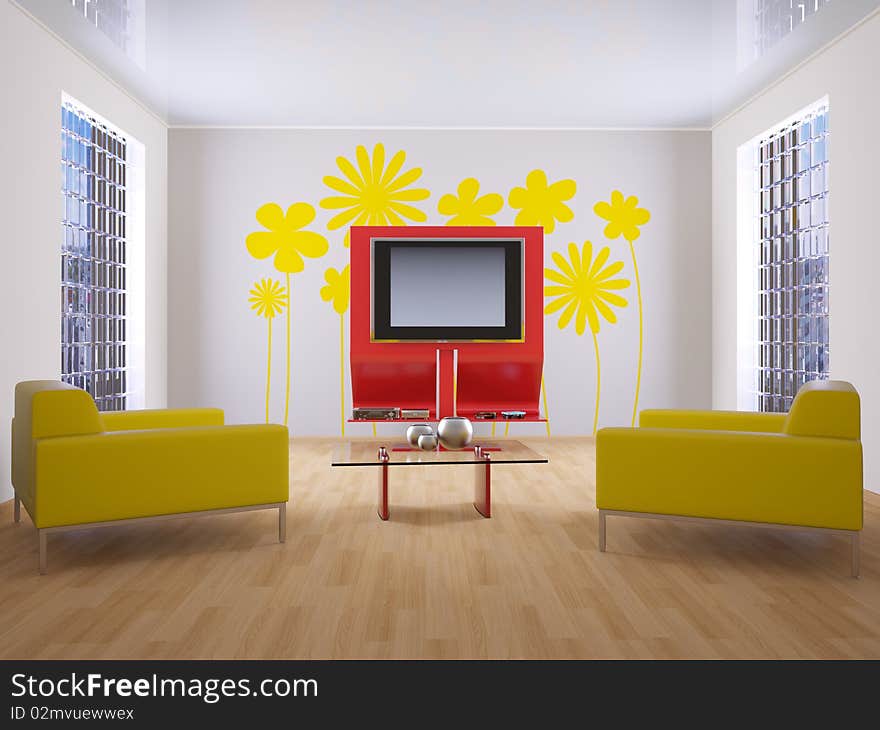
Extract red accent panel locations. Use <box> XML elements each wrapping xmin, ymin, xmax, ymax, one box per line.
<box><xmin>350</xmin><ymin>226</ymin><xmax>544</xmax><ymax>419</ymax></box>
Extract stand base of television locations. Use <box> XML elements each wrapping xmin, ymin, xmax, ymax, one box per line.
<box><xmin>330</xmin><ymin>441</ymin><xmax>549</xmax><ymax>521</ymax></box>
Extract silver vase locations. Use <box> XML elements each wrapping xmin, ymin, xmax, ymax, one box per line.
<box><xmin>437</xmin><ymin>416</ymin><xmax>474</xmax><ymax>450</ymax></box>
<box><xmin>406</xmin><ymin>423</ymin><xmax>434</xmax><ymax>447</ymax></box>
<box><xmin>417</xmin><ymin>433</ymin><xmax>439</xmax><ymax>451</ymax></box>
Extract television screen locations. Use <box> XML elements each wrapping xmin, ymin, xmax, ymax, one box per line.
<box><xmin>372</xmin><ymin>239</ymin><xmax>523</xmax><ymax>341</ymax></box>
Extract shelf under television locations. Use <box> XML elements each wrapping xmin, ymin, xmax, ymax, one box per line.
<box><xmin>347</xmin><ymin>417</ymin><xmax>547</xmax><ymax>424</ymax></box>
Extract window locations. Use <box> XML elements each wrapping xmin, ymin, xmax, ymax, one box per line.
<box><xmin>68</xmin><ymin>0</ymin><xmax>144</xmax><ymax>67</ymax></box>
<box><xmin>61</xmin><ymin>100</ymin><xmax>129</xmax><ymax>411</ymax></box>
<box><xmin>739</xmin><ymin>1</ymin><xmax>834</xmax><ymax>68</ymax></box>
<box><xmin>755</xmin><ymin>103</ymin><xmax>829</xmax><ymax>412</ymax></box>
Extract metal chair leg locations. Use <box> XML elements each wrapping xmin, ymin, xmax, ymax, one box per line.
<box><xmin>39</xmin><ymin>531</ymin><xmax>47</xmax><ymax>575</ymax></box>
<box><xmin>852</xmin><ymin>532</ymin><xmax>860</xmax><ymax>579</ymax></box>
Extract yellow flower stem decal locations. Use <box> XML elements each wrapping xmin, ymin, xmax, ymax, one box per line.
<box><xmin>591</xmin><ymin>330</ymin><xmax>601</xmax><ymax>436</ymax></box>
<box><xmin>246</xmin><ymin>203</ymin><xmax>329</xmax><ymax>427</ymax></box>
<box><xmin>321</xmin><ymin>143</ymin><xmax>430</xmax><ymax>247</ymax></box>
<box><xmin>593</xmin><ymin>191</ymin><xmax>650</xmax><ymax>427</ymax></box>
<box><xmin>339</xmin><ymin>313</ymin><xmax>345</xmax><ymax>437</ymax></box>
<box><xmin>541</xmin><ymin>372</ymin><xmax>551</xmax><ymax>437</ymax></box>
<box><xmin>285</xmin><ymin>273</ymin><xmax>292</xmax><ymax>426</ymax></box>
<box><xmin>248</xmin><ymin>278</ymin><xmax>287</xmax><ymax>424</ymax></box>
<box><xmin>628</xmin><ymin>241</ymin><xmax>644</xmax><ymax>429</ymax></box>
<box><xmin>320</xmin><ymin>265</ymin><xmax>351</xmax><ymax>437</ymax></box>
<box><xmin>266</xmin><ymin>318</ymin><xmax>273</xmax><ymax>424</ymax></box>
<box><xmin>544</xmin><ymin>241</ymin><xmax>630</xmax><ymax>436</ymax></box>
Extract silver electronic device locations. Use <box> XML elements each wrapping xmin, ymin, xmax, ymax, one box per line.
<box><xmin>401</xmin><ymin>409</ymin><xmax>431</xmax><ymax>420</ymax></box>
<box><xmin>352</xmin><ymin>407</ymin><xmax>400</xmax><ymax>421</ymax></box>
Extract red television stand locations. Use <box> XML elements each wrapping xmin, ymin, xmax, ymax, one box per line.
<box><xmin>349</xmin><ymin>226</ymin><xmax>544</xmax><ymax>423</ymax></box>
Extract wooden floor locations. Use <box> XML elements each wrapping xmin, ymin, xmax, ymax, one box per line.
<box><xmin>1</xmin><ymin>437</ymin><xmax>878</xmax><ymax>659</ymax></box>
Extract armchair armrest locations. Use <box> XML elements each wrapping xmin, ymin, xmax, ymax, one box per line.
<box><xmin>596</xmin><ymin>427</ymin><xmax>862</xmax><ymax>531</ymax></box>
<box><xmin>100</xmin><ymin>408</ymin><xmax>224</xmax><ymax>431</ymax></box>
<box><xmin>33</xmin><ymin>424</ymin><xmax>288</xmax><ymax>528</ymax></box>
<box><xmin>638</xmin><ymin>409</ymin><xmax>786</xmax><ymax>433</ymax></box>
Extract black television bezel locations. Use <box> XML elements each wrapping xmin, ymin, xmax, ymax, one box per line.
<box><xmin>371</xmin><ymin>238</ymin><xmax>523</xmax><ymax>342</ymax></box>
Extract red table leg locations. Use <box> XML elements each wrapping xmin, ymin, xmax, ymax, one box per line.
<box><xmin>377</xmin><ymin>446</ymin><xmax>389</xmax><ymax>520</ymax></box>
<box><xmin>474</xmin><ymin>447</ymin><xmax>491</xmax><ymax>517</ymax></box>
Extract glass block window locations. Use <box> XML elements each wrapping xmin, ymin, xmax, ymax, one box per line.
<box><xmin>61</xmin><ymin>100</ymin><xmax>128</xmax><ymax>411</ymax></box>
<box><xmin>755</xmin><ymin>104</ymin><xmax>829</xmax><ymax>413</ymax></box>
<box><xmin>69</xmin><ymin>0</ymin><xmax>135</xmax><ymax>57</ymax></box>
<box><xmin>751</xmin><ymin>0</ymin><xmax>833</xmax><ymax>61</ymax></box>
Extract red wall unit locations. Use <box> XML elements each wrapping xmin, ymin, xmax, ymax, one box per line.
<box><xmin>350</xmin><ymin>226</ymin><xmax>544</xmax><ymax>420</ymax></box>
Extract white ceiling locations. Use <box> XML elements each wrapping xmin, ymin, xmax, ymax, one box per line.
<box><xmin>166</xmin><ymin>0</ymin><xmax>715</xmax><ymax>128</ymax></box>
<box><xmin>14</xmin><ymin>0</ymin><xmax>880</xmax><ymax>128</ymax></box>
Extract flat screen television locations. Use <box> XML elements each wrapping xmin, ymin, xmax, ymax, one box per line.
<box><xmin>372</xmin><ymin>238</ymin><xmax>523</xmax><ymax>341</ymax></box>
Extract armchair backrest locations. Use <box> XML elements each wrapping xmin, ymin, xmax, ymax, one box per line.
<box><xmin>12</xmin><ymin>381</ymin><xmax>103</xmax><ymax>514</ymax></box>
<box><xmin>783</xmin><ymin>380</ymin><xmax>860</xmax><ymax>440</ymax></box>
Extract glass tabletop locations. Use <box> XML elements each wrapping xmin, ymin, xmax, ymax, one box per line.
<box><xmin>331</xmin><ymin>439</ymin><xmax>548</xmax><ymax>466</ymax></box>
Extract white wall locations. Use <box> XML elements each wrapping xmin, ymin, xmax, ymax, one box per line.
<box><xmin>713</xmin><ymin>10</ymin><xmax>880</xmax><ymax>492</ymax></box>
<box><xmin>168</xmin><ymin>128</ymin><xmax>711</xmax><ymax>437</ymax></box>
<box><xmin>0</xmin><ymin>1</ymin><xmax>168</xmax><ymax>502</ymax></box>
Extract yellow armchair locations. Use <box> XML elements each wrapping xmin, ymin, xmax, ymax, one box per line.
<box><xmin>11</xmin><ymin>380</ymin><xmax>289</xmax><ymax>573</ymax></box>
<box><xmin>596</xmin><ymin>380</ymin><xmax>863</xmax><ymax>576</ymax></box>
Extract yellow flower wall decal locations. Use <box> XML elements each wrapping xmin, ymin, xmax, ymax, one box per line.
<box><xmin>438</xmin><ymin>178</ymin><xmax>503</xmax><ymax>226</ymax></box>
<box><xmin>249</xmin><ymin>277</ymin><xmax>287</xmax><ymax>319</ymax></box>
<box><xmin>508</xmin><ymin>170</ymin><xmax>576</xmax><ymax>233</ymax></box>
<box><xmin>593</xmin><ymin>190</ymin><xmax>651</xmax><ymax>427</ymax></box>
<box><xmin>594</xmin><ymin>190</ymin><xmax>650</xmax><ymax>241</ymax></box>
<box><xmin>246</xmin><ymin>201</ymin><xmax>329</xmax><ymax>428</ymax></box>
<box><xmin>544</xmin><ymin>242</ymin><xmax>630</xmax><ymax>335</ymax></box>
<box><xmin>320</xmin><ymin>264</ymin><xmax>351</xmax><ymax>315</ymax></box>
<box><xmin>544</xmin><ymin>241</ymin><xmax>630</xmax><ymax>435</ymax></box>
<box><xmin>248</xmin><ymin>278</ymin><xmax>288</xmax><ymax>424</ymax></box>
<box><xmin>320</xmin><ymin>265</ymin><xmax>351</xmax><ymax>436</ymax></box>
<box><xmin>246</xmin><ymin>202</ymin><xmax>329</xmax><ymax>272</ymax></box>
<box><xmin>320</xmin><ymin>143</ymin><xmax>430</xmax><ymax>247</ymax></box>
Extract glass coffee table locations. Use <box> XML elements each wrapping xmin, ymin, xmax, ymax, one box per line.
<box><xmin>331</xmin><ymin>440</ymin><xmax>549</xmax><ymax>520</ymax></box>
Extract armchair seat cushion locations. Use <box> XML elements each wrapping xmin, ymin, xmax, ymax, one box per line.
<box><xmin>597</xmin><ymin>428</ymin><xmax>863</xmax><ymax>531</ymax></box>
